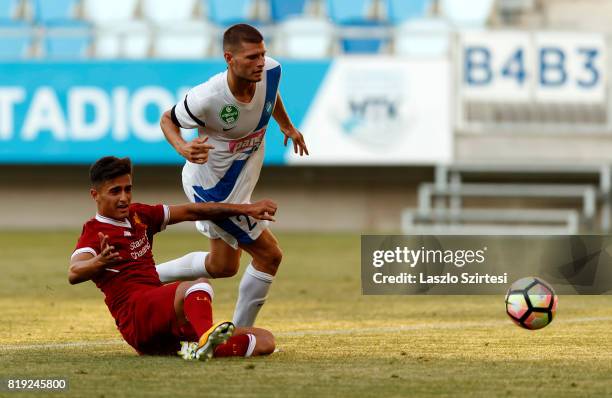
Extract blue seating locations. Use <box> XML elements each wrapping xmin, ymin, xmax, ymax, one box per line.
<box><xmin>326</xmin><ymin>0</ymin><xmax>375</xmax><ymax>24</ymax></box>
<box><xmin>0</xmin><ymin>0</ymin><xmax>21</xmax><ymax>20</ymax></box>
<box><xmin>206</xmin><ymin>0</ymin><xmax>257</xmax><ymax>26</ymax></box>
<box><xmin>339</xmin><ymin>21</ymin><xmax>386</xmax><ymax>54</ymax></box>
<box><xmin>33</xmin><ymin>0</ymin><xmax>79</xmax><ymax>23</ymax></box>
<box><xmin>44</xmin><ymin>21</ymin><xmax>92</xmax><ymax>58</ymax></box>
<box><xmin>342</xmin><ymin>37</ymin><xmax>385</xmax><ymax>53</ymax></box>
<box><xmin>327</xmin><ymin>0</ymin><xmax>385</xmax><ymax>53</ymax></box>
<box><xmin>0</xmin><ymin>21</ymin><xmax>32</xmax><ymax>59</ymax></box>
<box><xmin>385</xmin><ymin>0</ymin><xmax>430</xmax><ymax>24</ymax></box>
<box><xmin>269</xmin><ymin>0</ymin><xmax>307</xmax><ymax>22</ymax></box>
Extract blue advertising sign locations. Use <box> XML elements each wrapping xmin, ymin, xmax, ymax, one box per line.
<box><xmin>0</xmin><ymin>60</ymin><xmax>330</xmax><ymax>165</ymax></box>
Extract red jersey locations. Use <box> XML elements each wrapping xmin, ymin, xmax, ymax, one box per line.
<box><xmin>72</xmin><ymin>203</ymin><xmax>170</xmax><ymax>332</ymax></box>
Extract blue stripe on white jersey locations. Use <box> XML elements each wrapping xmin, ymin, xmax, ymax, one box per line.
<box><xmin>192</xmin><ymin>157</ymin><xmax>248</xmax><ymax>202</ymax></box>
<box><xmin>254</xmin><ymin>64</ymin><xmax>281</xmax><ymax>131</ymax></box>
<box><xmin>190</xmin><ymin>64</ymin><xmax>282</xmax><ymax>204</ymax></box>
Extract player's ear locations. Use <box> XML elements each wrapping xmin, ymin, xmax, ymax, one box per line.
<box><xmin>90</xmin><ymin>187</ymin><xmax>98</xmax><ymax>201</ymax></box>
<box><xmin>223</xmin><ymin>51</ymin><xmax>232</xmax><ymax>65</ymax></box>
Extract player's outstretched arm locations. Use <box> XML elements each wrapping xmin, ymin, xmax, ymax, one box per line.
<box><xmin>160</xmin><ymin>110</ymin><xmax>214</xmax><ymax>164</ymax></box>
<box><xmin>167</xmin><ymin>199</ymin><xmax>277</xmax><ymax>225</ymax></box>
<box><xmin>272</xmin><ymin>93</ymin><xmax>309</xmax><ymax>156</ymax></box>
<box><xmin>68</xmin><ymin>233</ymin><xmax>122</xmax><ymax>284</ymax></box>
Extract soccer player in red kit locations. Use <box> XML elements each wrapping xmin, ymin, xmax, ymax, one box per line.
<box><xmin>69</xmin><ymin>156</ymin><xmax>276</xmax><ymax>360</ymax></box>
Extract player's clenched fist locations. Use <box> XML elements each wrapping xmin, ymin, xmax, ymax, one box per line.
<box><xmin>246</xmin><ymin>199</ymin><xmax>278</xmax><ymax>221</ymax></box>
<box><xmin>180</xmin><ymin>137</ymin><xmax>215</xmax><ymax>164</ymax></box>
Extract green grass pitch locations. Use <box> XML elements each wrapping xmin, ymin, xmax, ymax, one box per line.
<box><xmin>1</xmin><ymin>230</ymin><xmax>612</xmax><ymax>397</ymax></box>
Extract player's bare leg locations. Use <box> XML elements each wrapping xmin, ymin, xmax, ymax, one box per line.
<box><xmin>240</xmin><ymin>229</ymin><xmax>282</xmax><ymax>276</ymax></box>
<box><xmin>155</xmin><ymin>239</ymin><xmax>241</xmax><ymax>282</ymax></box>
<box><xmin>232</xmin><ymin>229</ymin><xmax>283</xmax><ymax>327</ymax></box>
<box><xmin>205</xmin><ymin>238</ymin><xmax>242</xmax><ymax>278</ymax></box>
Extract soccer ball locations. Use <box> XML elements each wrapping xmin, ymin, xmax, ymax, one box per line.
<box><xmin>505</xmin><ymin>277</ymin><xmax>558</xmax><ymax>330</ymax></box>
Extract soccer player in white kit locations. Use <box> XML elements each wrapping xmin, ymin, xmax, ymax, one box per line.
<box><xmin>158</xmin><ymin>24</ymin><xmax>308</xmax><ymax>327</ymax></box>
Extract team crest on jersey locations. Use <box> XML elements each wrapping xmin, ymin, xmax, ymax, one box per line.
<box><xmin>133</xmin><ymin>213</ymin><xmax>147</xmax><ymax>229</ymax></box>
<box><xmin>219</xmin><ymin>104</ymin><xmax>240</xmax><ymax>125</ymax></box>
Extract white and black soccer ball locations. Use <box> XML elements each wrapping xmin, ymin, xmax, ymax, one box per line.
<box><xmin>505</xmin><ymin>277</ymin><xmax>558</xmax><ymax>330</ymax></box>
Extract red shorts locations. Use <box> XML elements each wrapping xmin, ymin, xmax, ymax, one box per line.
<box><xmin>121</xmin><ymin>282</ymin><xmax>199</xmax><ymax>355</ymax></box>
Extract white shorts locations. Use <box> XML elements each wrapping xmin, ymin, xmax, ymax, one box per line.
<box><xmin>182</xmin><ymin>164</ymin><xmax>268</xmax><ymax>249</ymax></box>
<box><xmin>192</xmin><ymin>214</ymin><xmax>268</xmax><ymax>250</ymax></box>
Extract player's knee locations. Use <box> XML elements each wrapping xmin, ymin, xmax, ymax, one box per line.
<box><xmin>259</xmin><ymin>246</ymin><xmax>283</xmax><ymax>270</ymax></box>
<box><xmin>205</xmin><ymin>257</ymin><xmax>240</xmax><ymax>278</ymax></box>
<box><xmin>253</xmin><ymin>330</ymin><xmax>275</xmax><ymax>356</ymax></box>
<box><xmin>208</xmin><ymin>266</ymin><xmax>239</xmax><ymax>278</ymax></box>
<box><xmin>272</xmin><ymin>248</ymin><xmax>283</xmax><ymax>268</ymax></box>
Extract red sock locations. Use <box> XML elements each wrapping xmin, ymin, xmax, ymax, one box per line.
<box><xmin>214</xmin><ymin>334</ymin><xmax>253</xmax><ymax>357</ymax></box>
<box><xmin>183</xmin><ymin>290</ymin><xmax>213</xmax><ymax>337</ymax></box>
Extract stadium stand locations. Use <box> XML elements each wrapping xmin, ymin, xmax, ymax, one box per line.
<box><xmin>0</xmin><ymin>0</ymin><xmax>22</xmax><ymax>20</ymax></box>
<box><xmin>93</xmin><ymin>21</ymin><xmax>151</xmax><ymax>59</ymax></box>
<box><xmin>269</xmin><ymin>0</ymin><xmax>308</xmax><ymax>22</ymax></box>
<box><xmin>83</xmin><ymin>0</ymin><xmax>148</xmax><ymax>59</ymax></box>
<box><xmin>440</xmin><ymin>0</ymin><xmax>495</xmax><ymax>27</ymax></box>
<box><xmin>384</xmin><ymin>0</ymin><xmax>430</xmax><ymax>24</ymax></box>
<box><xmin>402</xmin><ymin>164</ymin><xmax>611</xmax><ymax>234</ymax></box>
<box><xmin>43</xmin><ymin>20</ymin><xmax>92</xmax><ymax>58</ymax></box>
<box><xmin>402</xmin><ymin>207</ymin><xmax>581</xmax><ymax>234</ymax></box>
<box><xmin>0</xmin><ymin>21</ymin><xmax>32</xmax><ymax>58</ymax></box>
<box><xmin>142</xmin><ymin>0</ymin><xmax>198</xmax><ymax>23</ymax></box>
<box><xmin>326</xmin><ymin>0</ymin><xmax>388</xmax><ymax>54</ymax></box>
<box><xmin>326</xmin><ymin>0</ymin><xmax>375</xmax><ymax>23</ymax></box>
<box><xmin>274</xmin><ymin>16</ymin><xmax>334</xmax><ymax>58</ymax></box>
<box><xmin>393</xmin><ymin>17</ymin><xmax>450</xmax><ymax>56</ymax></box>
<box><xmin>153</xmin><ymin>21</ymin><xmax>214</xmax><ymax>58</ymax></box>
<box><xmin>205</xmin><ymin>0</ymin><xmax>258</xmax><ymax>26</ymax></box>
<box><xmin>5</xmin><ymin>0</ymin><xmax>612</xmax><ymax>59</ymax></box>
<box><xmin>142</xmin><ymin>0</ymin><xmax>211</xmax><ymax>59</ymax></box>
<box><xmin>339</xmin><ymin>20</ymin><xmax>387</xmax><ymax>53</ymax></box>
<box><xmin>32</xmin><ymin>0</ymin><xmax>79</xmax><ymax>24</ymax></box>
<box><xmin>82</xmin><ymin>0</ymin><xmax>139</xmax><ymax>24</ymax></box>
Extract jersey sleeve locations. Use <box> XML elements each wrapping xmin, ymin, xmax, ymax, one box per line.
<box><xmin>130</xmin><ymin>203</ymin><xmax>170</xmax><ymax>235</ymax></box>
<box><xmin>72</xmin><ymin>224</ymin><xmax>100</xmax><ymax>260</ymax></box>
<box><xmin>171</xmin><ymin>84</ymin><xmax>208</xmax><ymax>129</ymax></box>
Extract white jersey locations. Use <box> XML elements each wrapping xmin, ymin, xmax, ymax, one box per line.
<box><xmin>171</xmin><ymin>57</ymin><xmax>281</xmax><ymax>248</ymax></box>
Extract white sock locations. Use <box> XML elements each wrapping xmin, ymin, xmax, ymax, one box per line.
<box><xmin>155</xmin><ymin>252</ymin><xmax>210</xmax><ymax>283</ymax></box>
<box><xmin>245</xmin><ymin>334</ymin><xmax>256</xmax><ymax>357</ymax></box>
<box><xmin>232</xmin><ymin>264</ymin><xmax>274</xmax><ymax>327</ymax></box>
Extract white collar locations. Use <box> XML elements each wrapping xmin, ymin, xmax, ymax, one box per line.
<box><xmin>95</xmin><ymin>213</ymin><xmax>132</xmax><ymax>228</ymax></box>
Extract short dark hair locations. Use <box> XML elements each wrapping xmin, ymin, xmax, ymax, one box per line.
<box><xmin>90</xmin><ymin>156</ymin><xmax>132</xmax><ymax>187</ymax></box>
<box><xmin>223</xmin><ymin>23</ymin><xmax>263</xmax><ymax>52</ymax></box>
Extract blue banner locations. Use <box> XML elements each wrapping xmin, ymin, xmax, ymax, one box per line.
<box><xmin>0</xmin><ymin>60</ymin><xmax>330</xmax><ymax>165</ymax></box>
